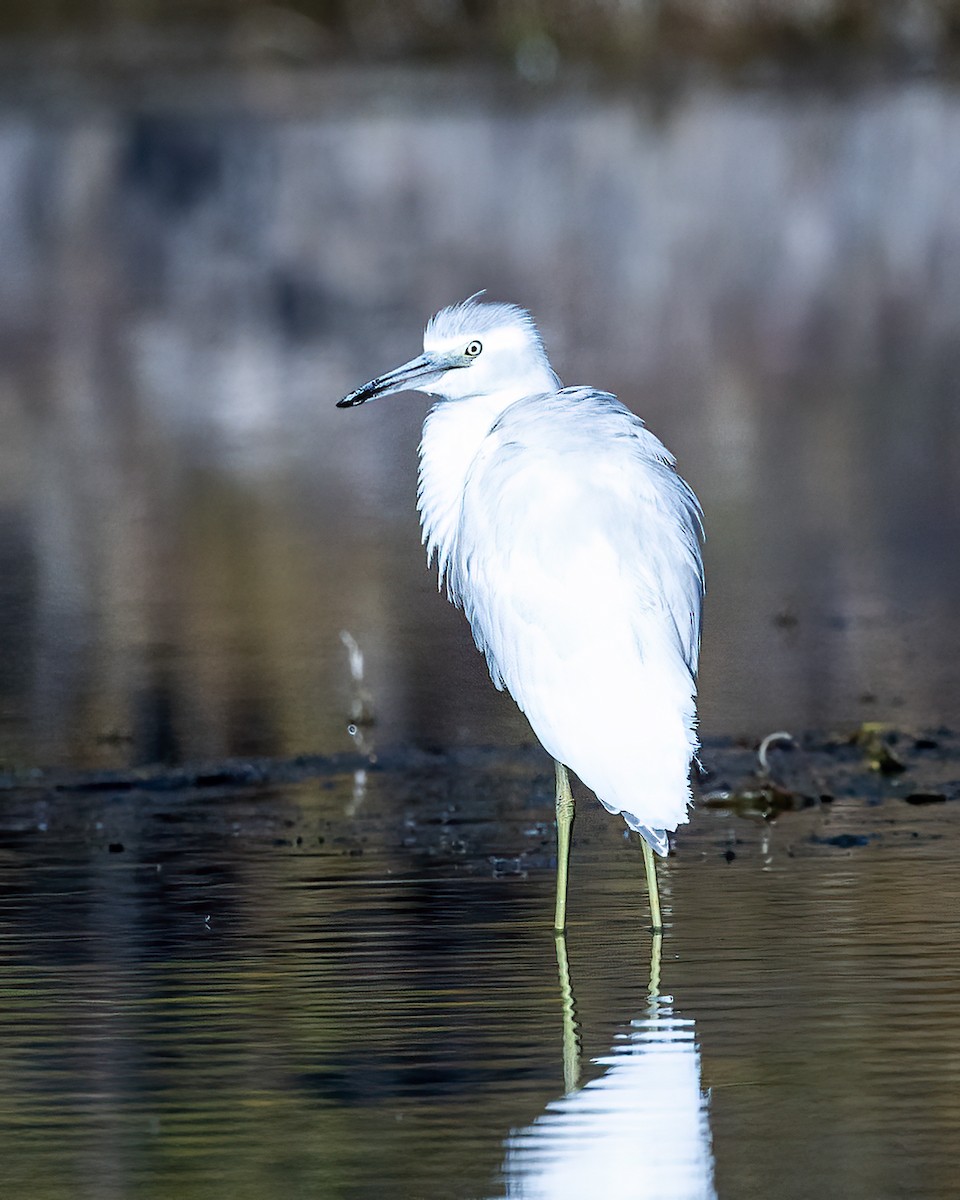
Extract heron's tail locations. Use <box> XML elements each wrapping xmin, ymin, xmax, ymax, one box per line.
<box><xmin>622</xmin><ymin>816</ymin><xmax>670</xmax><ymax>857</ymax></box>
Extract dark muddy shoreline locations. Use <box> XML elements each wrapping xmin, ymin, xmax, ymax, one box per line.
<box><xmin>2</xmin><ymin>726</ymin><xmax>955</xmax><ymax>866</ymax></box>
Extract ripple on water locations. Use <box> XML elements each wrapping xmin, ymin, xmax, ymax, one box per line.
<box><xmin>0</xmin><ymin>760</ymin><xmax>959</xmax><ymax>1198</ymax></box>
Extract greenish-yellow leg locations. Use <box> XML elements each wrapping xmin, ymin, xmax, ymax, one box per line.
<box><xmin>554</xmin><ymin>932</ymin><xmax>581</xmax><ymax>1093</ymax></box>
<box><xmin>553</xmin><ymin>761</ymin><xmax>575</xmax><ymax>933</ymax></box>
<box><xmin>642</xmin><ymin>838</ymin><xmax>663</xmax><ymax>933</ymax></box>
<box><xmin>648</xmin><ymin>930</ymin><xmax>663</xmax><ymax>1003</ymax></box>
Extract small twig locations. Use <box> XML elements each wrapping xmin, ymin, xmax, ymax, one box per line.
<box><xmin>757</xmin><ymin>731</ymin><xmax>795</xmax><ymax>776</ymax></box>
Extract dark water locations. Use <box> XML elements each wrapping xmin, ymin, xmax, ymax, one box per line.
<box><xmin>2</xmin><ymin>66</ymin><xmax>960</xmax><ymax>1197</ymax></box>
<box><xmin>2</xmin><ymin>751</ymin><xmax>959</xmax><ymax>1199</ymax></box>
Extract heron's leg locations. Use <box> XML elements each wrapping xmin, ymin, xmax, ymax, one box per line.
<box><xmin>554</xmin><ymin>931</ymin><xmax>581</xmax><ymax>1093</ymax></box>
<box><xmin>641</xmin><ymin>838</ymin><xmax>663</xmax><ymax>933</ymax></box>
<box><xmin>553</xmin><ymin>761</ymin><xmax>575</xmax><ymax>933</ymax></box>
<box><xmin>647</xmin><ymin>930</ymin><xmax>663</xmax><ymax>1003</ymax></box>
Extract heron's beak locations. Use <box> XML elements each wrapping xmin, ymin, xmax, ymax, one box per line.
<box><xmin>337</xmin><ymin>353</ymin><xmax>449</xmax><ymax>408</ymax></box>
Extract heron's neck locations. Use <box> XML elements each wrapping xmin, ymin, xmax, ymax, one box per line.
<box><xmin>417</xmin><ymin>380</ymin><xmax>554</xmax><ymax>584</ymax></box>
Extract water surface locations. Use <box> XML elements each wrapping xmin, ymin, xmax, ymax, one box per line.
<box><xmin>2</xmin><ymin>749</ymin><xmax>959</xmax><ymax>1198</ymax></box>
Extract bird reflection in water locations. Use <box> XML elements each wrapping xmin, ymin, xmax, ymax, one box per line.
<box><xmin>500</xmin><ymin>934</ymin><xmax>717</xmax><ymax>1200</ymax></box>
<box><xmin>339</xmin><ymin>298</ymin><xmax>709</xmax><ymax>1193</ymax></box>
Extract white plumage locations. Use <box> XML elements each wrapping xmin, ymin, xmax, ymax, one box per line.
<box><xmin>339</xmin><ymin>296</ymin><xmax>704</xmax><ymax>925</ymax></box>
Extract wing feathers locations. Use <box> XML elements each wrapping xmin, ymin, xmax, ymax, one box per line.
<box><xmin>442</xmin><ymin>388</ymin><xmax>704</xmax><ymax>831</ymax></box>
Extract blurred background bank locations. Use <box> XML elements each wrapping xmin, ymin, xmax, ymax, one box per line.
<box><xmin>1</xmin><ymin>0</ymin><xmax>959</xmax><ymax>770</ymax></box>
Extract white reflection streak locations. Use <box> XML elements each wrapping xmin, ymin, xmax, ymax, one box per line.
<box><xmin>501</xmin><ymin>1004</ymin><xmax>716</xmax><ymax>1200</ymax></box>
<box><xmin>340</xmin><ymin>630</ymin><xmax>375</xmax><ymax>816</ymax></box>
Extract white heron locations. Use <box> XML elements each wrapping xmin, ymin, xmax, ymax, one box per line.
<box><xmin>338</xmin><ymin>297</ymin><xmax>704</xmax><ymax>932</ymax></box>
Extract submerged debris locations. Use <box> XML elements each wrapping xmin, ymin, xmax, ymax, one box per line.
<box><xmin>0</xmin><ymin>729</ymin><xmax>956</xmax><ymax>864</ymax></box>
<box><xmin>851</xmin><ymin>723</ymin><xmax>908</xmax><ymax>774</ymax></box>
<box><xmin>701</xmin><ymin>729</ymin><xmax>817</xmax><ymax>822</ymax></box>
<box><xmin>697</xmin><ymin>726</ymin><xmax>959</xmax><ymax>848</ymax></box>
<box><xmin>811</xmin><ymin>833</ymin><xmax>874</xmax><ymax>849</ymax></box>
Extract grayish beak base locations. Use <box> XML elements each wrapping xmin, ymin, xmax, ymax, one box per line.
<box><xmin>337</xmin><ymin>353</ymin><xmax>450</xmax><ymax>408</ymax></box>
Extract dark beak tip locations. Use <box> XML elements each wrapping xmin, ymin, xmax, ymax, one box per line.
<box><xmin>336</xmin><ymin>394</ymin><xmax>366</xmax><ymax>408</ymax></box>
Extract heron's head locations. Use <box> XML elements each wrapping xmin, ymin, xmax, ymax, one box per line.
<box><xmin>337</xmin><ymin>296</ymin><xmax>559</xmax><ymax>409</ymax></box>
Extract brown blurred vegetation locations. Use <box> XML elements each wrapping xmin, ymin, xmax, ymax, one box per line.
<box><xmin>2</xmin><ymin>0</ymin><xmax>959</xmax><ymax>67</ymax></box>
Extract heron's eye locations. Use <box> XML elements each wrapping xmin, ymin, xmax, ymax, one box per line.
<box><xmin>464</xmin><ymin>340</ymin><xmax>482</xmax><ymax>357</ymax></box>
